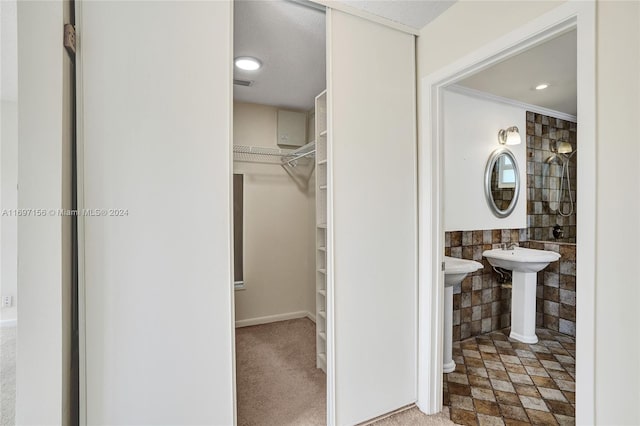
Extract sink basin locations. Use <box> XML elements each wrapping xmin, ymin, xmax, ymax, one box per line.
<box><xmin>482</xmin><ymin>247</ymin><xmax>560</xmax><ymax>273</ymax></box>
<box><xmin>444</xmin><ymin>256</ymin><xmax>484</xmax><ymax>286</ymax></box>
<box><xmin>442</xmin><ymin>256</ymin><xmax>483</xmax><ymax>373</ymax></box>
<box><xmin>483</xmin><ymin>246</ymin><xmax>561</xmax><ymax>344</ymax></box>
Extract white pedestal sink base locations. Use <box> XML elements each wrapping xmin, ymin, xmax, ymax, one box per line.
<box><xmin>509</xmin><ymin>271</ymin><xmax>539</xmax><ymax>344</ymax></box>
<box><xmin>443</xmin><ymin>285</ymin><xmax>455</xmax><ymax>373</ymax></box>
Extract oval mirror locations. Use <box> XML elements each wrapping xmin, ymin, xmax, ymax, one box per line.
<box><xmin>484</xmin><ymin>147</ymin><xmax>520</xmax><ymax>218</ymax></box>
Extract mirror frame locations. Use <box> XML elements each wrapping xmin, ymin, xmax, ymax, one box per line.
<box><xmin>484</xmin><ymin>147</ymin><xmax>520</xmax><ymax>218</ymax></box>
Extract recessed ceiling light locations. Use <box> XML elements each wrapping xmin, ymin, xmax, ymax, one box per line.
<box><xmin>235</xmin><ymin>56</ymin><xmax>262</xmax><ymax>71</ymax></box>
<box><xmin>535</xmin><ymin>83</ymin><xmax>549</xmax><ymax>91</ymax></box>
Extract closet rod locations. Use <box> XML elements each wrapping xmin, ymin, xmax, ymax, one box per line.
<box><xmin>282</xmin><ymin>141</ymin><xmax>316</xmax><ymax>167</ymax></box>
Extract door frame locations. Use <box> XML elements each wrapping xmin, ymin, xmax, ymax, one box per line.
<box><xmin>416</xmin><ymin>2</ymin><xmax>596</xmax><ymax>424</ymax></box>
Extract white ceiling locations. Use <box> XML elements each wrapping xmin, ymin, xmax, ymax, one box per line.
<box><xmin>234</xmin><ymin>0</ymin><xmax>326</xmax><ymax>111</ymax></box>
<box><xmin>457</xmin><ymin>30</ymin><xmax>577</xmax><ymax>116</ymax></box>
<box><xmin>339</xmin><ymin>0</ymin><xmax>455</xmax><ymax>30</ymax></box>
<box><xmin>234</xmin><ymin>0</ymin><xmax>457</xmax><ymax>111</ymax></box>
<box><xmin>1</xmin><ymin>0</ymin><xmax>18</xmax><ymax>102</ymax></box>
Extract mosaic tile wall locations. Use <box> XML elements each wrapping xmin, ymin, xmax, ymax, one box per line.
<box><xmin>445</xmin><ymin>230</ymin><xmax>577</xmax><ymax>340</ymax></box>
<box><xmin>445</xmin><ymin>229</ymin><xmax>527</xmax><ymax>341</ymax></box>
<box><xmin>525</xmin><ymin>112</ymin><xmax>577</xmax><ymax>243</ymax></box>
<box><xmin>530</xmin><ymin>241</ymin><xmax>577</xmax><ymax>337</ymax></box>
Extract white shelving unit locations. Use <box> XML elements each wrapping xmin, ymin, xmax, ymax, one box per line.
<box><xmin>315</xmin><ymin>90</ymin><xmax>328</xmax><ymax>373</ymax></box>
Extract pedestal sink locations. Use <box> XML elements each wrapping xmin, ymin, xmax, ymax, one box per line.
<box><xmin>443</xmin><ymin>256</ymin><xmax>483</xmax><ymax>373</ymax></box>
<box><xmin>483</xmin><ymin>247</ymin><xmax>561</xmax><ymax>344</ymax></box>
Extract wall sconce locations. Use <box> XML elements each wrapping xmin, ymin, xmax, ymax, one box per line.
<box><xmin>498</xmin><ymin>126</ymin><xmax>521</xmax><ymax>145</ymax></box>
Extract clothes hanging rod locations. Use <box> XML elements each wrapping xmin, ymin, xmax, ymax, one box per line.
<box><xmin>282</xmin><ymin>141</ymin><xmax>316</xmax><ymax>166</ymax></box>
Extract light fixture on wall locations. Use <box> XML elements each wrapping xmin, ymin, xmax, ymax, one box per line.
<box><xmin>498</xmin><ymin>126</ymin><xmax>521</xmax><ymax>145</ymax></box>
<box><xmin>234</xmin><ymin>56</ymin><xmax>262</xmax><ymax>71</ymax></box>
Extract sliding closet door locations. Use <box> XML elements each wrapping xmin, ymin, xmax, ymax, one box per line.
<box><xmin>327</xmin><ymin>10</ymin><xmax>417</xmax><ymax>425</ymax></box>
<box><xmin>79</xmin><ymin>2</ymin><xmax>234</xmax><ymax>424</ymax></box>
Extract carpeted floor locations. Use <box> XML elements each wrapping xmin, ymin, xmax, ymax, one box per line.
<box><xmin>236</xmin><ymin>318</ymin><xmax>326</xmax><ymax>426</ymax></box>
<box><xmin>367</xmin><ymin>406</ymin><xmax>454</xmax><ymax>425</ymax></box>
<box><xmin>0</xmin><ymin>326</ymin><xmax>16</xmax><ymax>426</ymax></box>
<box><xmin>236</xmin><ymin>318</ymin><xmax>454</xmax><ymax>426</ymax></box>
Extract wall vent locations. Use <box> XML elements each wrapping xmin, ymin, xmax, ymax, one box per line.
<box><xmin>233</xmin><ymin>79</ymin><xmax>253</xmax><ymax>87</ymax></box>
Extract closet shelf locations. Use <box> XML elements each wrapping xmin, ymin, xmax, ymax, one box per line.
<box><xmin>315</xmin><ymin>90</ymin><xmax>328</xmax><ymax>374</ymax></box>
<box><xmin>233</xmin><ymin>142</ymin><xmax>316</xmax><ymax>167</ymax></box>
<box><xmin>233</xmin><ymin>145</ymin><xmax>291</xmax><ymax>164</ymax></box>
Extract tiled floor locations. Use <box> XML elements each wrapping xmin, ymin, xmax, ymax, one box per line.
<box><xmin>444</xmin><ymin>328</ymin><xmax>575</xmax><ymax>426</ymax></box>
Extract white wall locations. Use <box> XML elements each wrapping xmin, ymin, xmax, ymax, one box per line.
<box><xmin>419</xmin><ymin>1</ymin><xmax>640</xmax><ymax>423</ymax></box>
<box><xmin>1</xmin><ymin>100</ymin><xmax>18</xmax><ymax>324</ymax></box>
<box><xmin>79</xmin><ymin>1</ymin><xmax>234</xmax><ymax>423</ymax></box>
<box><xmin>443</xmin><ymin>89</ymin><xmax>526</xmax><ymax>231</ymax></box>
<box><xmin>15</xmin><ymin>0</ymin><xmax>73</xmax><ymax>424</ymax></box>
<box><xmin>233</xmin><ymin>102</ymin><xmax>316</xmax><ymax>325</ymax></box>
<box><xmin>329</xmin><ymin>10</ymin><xmax>417</xmax><ymax>424</ymax></box>
<box><xmin>1</xmin><ymin>0</ymin><xmax>18</xmax><ymax>326</ymax></box>
<box><xmin>417</xmin><ymin>1</ymin><xmax>565</xmax><ymax>78</ymax></box>
<box><xmin>594</xmin><ymin>2</ymin><xmax>640</xmax><ymax>423</ymax></box>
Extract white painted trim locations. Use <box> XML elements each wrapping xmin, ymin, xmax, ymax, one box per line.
<box><xmin>234</xmin><ymin>311</ymin><xmax>316</xmax><ymax>328</ymax></box>
<box><xmin>325</xmin><ymin>9</ymin><xmax>336</xmax><ymax>426</ymax></box>
<box><xmin>0</xmin><ymin>319</ymin><xmax>17</xmax><ymax>328</ymax></box>
<box><xmin>228</xmin><ymin>4</ymin><xmax>237</xmax><ymax>426</ymax></box>
<box><xmin>573</xmin><ymin>3</ymin><xmax>596</xmax><ymax>424</ymax></box>
<box><xmin>417</xmin><ymin>3</ymin><xmax>596</xmax><ymax>424</ymax></box>
<box><xmin>447</xmin><ymin>84</ymin><xmax>578</xmax><ymax>123</ymax></box>
<box><xmin>311</xmin><ymin>0</ymin><xmax>420</xmax><ymax>36</ymax></box>
<box><xmin>74</xmin><ymin>2</ymin><xmax>87</xmax><ymax>424</ymax></box>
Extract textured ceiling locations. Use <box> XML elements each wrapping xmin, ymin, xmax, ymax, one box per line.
<box><xmin>338</xmin><ymin>0</ymin><xmax>455</xmax><ymax>29</ymax></box>
<box><xmin>234</xmin><ymin>0</ymin><xmax>457</xmax><ymax>110</ymax></box>
<box><xmin>1</xmin><ymin>0</ymin><xmax>18</xmax><ymax>102</ymax></box>
<box><xmin>458</xmin><ymin>30</ymin><xmax>577</xmax><ymax>116</ymax></box>
<box><xmin>234</xmin><ymin>0</ymin><xmax>326</xmax><ymax>111</ymax></box>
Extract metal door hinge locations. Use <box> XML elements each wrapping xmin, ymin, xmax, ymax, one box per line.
<box><xmin>442</xmin><ymin>261</ymin><xmax>445</xmax><ymax>272</ymax></box>
<box><xmin>64</xmin><ymin>24</ymin><xmax>76</xmax><ymax>56</ymax></box>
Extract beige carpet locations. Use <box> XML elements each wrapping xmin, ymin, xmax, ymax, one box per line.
<box><xmin>369</xmin><ymin>406</ymin><xmax>454</xmax><ymax>426</ymax></box>
<box><xmin>236</xmin><ymin>318</ymin><xmax>326</xmax><ymax>426</ymax></box>
<box><xmin>0</xmin><ymin>326</ymin><xmax>16</xmax><ymax>426</ymax></box>
<box><xmin>236</xmin><ymin>318</ymin><xmax>454</xmax><ymax>426</ymax></box>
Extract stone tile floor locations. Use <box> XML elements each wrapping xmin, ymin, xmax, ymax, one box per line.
<box><xmin>444</xmin><ymin>328</ymin><xmax>575</xmax><ymax>425</ymax></box>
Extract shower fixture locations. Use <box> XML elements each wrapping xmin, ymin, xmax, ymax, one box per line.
<box><xmin>555</xmin><ymin>141</ymin><xmax>573</xmax><ymax>154</ymax></box>
<box><xmin>498</xmin><ymin>126</ymin><xmax>521</xmax><ymax>145</ymax></box>
<box><xmin>546</xmin><ymin>141</ymin><xmax>576</xmax><ymax>217</ymax></box>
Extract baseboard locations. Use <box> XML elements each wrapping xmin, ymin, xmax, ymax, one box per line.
<box><xmin>235</xmin><ymin>311</ymin><xmax>315</xmax><ymax>328</ymax></box>
<box><xmin>0</xmin><ymin>319</ymin><xmax>17</xmax><ymax>328</ymax></box>
<box><xmin>306</xmin><ymin>311</ymin><xmax>316</xmax><ymax>323</ymax></box>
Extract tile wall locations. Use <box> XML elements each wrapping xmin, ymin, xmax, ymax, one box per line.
<box><xmin>525</xmin><ymin>112</ymin><xmax>577</xmax><ymax>243</ymax></box>
<box><xmin>530</xmin><ymin>241</ymin><xmax>577</xmax><ymax>337</ymax></box>
<box><xmin>445</xmin><ymin>230</ymin><xmax>577</xmax><ymax>340</ymax></box>
<box><xmin>445</xmin><ymin>229</ymin><xmax>527</xmax><ymax>341</ymax></box>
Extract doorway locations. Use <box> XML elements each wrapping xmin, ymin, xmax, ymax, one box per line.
<box><xmin>231</xmin><ymin>1</ymin><xmax>327</xmax><ymax>424</ymax></box>
<box><xmin>417</xmin><ymin>3</ymin><xmax>596</xmax><ymax>424</ymax></box>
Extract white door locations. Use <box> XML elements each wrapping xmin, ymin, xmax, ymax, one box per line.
<box><xmin>78</xmin><ymin>2</ymin><xmax>235</xmax><ymax>423</ymax></box>
<box><xmin>327</xmin><ymin>9</ymin><xmax>418</xmax><ymax>425</ymax></box>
